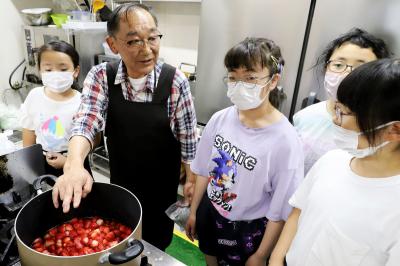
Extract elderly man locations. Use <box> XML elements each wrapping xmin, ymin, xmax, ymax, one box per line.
<box><xmin>52</xmin><ymin>3</ymin><xmax>197</xmax><ymax>250</ymax></box>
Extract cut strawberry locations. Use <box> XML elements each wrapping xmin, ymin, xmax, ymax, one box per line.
<box><xmin>105</xmin><ymin>232</ymin><xmax>115</xmax><ymax>241</ymax></box>
<box><xmin>49</xmin><ymin>228</ymin><xmax>57</xmax><ymax>236</ymax></box>
<box><xmin>44</xmin><ymin>239</ymin><xmax>55</xmax><ymax>247</ymax></box>
<box><xmin>31</xmin><ymin>216</ymin><xmax>132</xmax><ymax>256</ymax></box>
<box><xmin>90</xmin><ymin>239</ymin><xmax>99</xmax><ymax>248</ymax></box>
<box><xmin>34</xmin><ymin>247</ymin><xmax>44</xmax><ymax>252</ymax></box>
<box><xmin>32</xmin><ymin>237</ymin><xmax>43</xmax><ymax>244</ymax></box>
<box><xmin>74</xmin><ymin>238</ymin><xmax>83</xmax><ymax>250</ymax></box>
<box><xmin>100</xmin><ymin>226</ymin><xmax>110</xmax><ymax>234</ymax></box>
<box><xmin>32</xmin><ymin>242</ymin><xmax>43</xmax><ymax>249</ymax></box>
<box><xmin>84</xmin><ymin>220</ymin><xmax>91</xmax><ymax>229</ymax></box>
<box><xmin>65</xmin><ymin>224</ymin><xmax>73</xmax><ymax>231</ymax></box>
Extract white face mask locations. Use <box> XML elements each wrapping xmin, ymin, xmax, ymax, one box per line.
<box><xmin>333</xmin><ymin>121</ymin><xmax>396</xmax><ymax>158</ymax></box>
<box><xmin>227</xmin><ymin>78</ymin><xmax>272</xmax><ymax>110</ymax></box>
<box><xmin>324</xmin><ymin>72</ymin><xmax>346</xmax><ymax>100</ymax></box>
<box><xmin>42</xmin><ymin>71</ymin><xmax>74</xmax><ymax>93</ymax></box>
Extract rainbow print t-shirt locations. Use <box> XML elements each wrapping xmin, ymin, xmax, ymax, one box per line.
<box><xmin>20</xmin><ymin>86</ymin><xmax>81</xmax><ymax>152</ymax></box>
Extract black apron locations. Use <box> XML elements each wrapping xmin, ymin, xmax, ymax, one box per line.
<box><xmin>105</xmin><ymin>61</ymin><xmax>181</xmax><ymax>250</ymax></box>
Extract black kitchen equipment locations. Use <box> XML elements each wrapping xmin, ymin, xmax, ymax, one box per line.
<box><xmin>0</xmin><ymin>144</ymin><xmax>44</xmax><ymax>215</ymax></box>
<box><xmin>0</xmin><ymin>144</ymin><xmax>45</xmax><ymax>266</ymax></box>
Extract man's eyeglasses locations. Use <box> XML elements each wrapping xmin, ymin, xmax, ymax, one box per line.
<box><xmin>326</xmin><ymin>60</ymin><xmax>362</xmax><ymax>73</ymax></box>
<box><xmin>222</xmin><ymin>75</ymin><xmax>270</xmax><ymax>89</ymax></box>
<box><xmin>115</xmin><ymin>34</ymin><xmax>163</xmax><ymax>49</ymax></box>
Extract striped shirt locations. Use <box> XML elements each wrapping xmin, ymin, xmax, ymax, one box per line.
<box><xmin>71</xmin><ymin>60</ymin><xmax>197</xmax><ymax>163</ymax></box>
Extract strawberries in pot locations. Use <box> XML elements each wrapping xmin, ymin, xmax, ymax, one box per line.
<box><xmin>30</xmin><ymin>217</ymin><xmax>133</xmax><ymax>256</ymax></box>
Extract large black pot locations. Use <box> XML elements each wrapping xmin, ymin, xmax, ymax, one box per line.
<box><xmin>15</xmin><ymin>179</ymin><xmax>143</xmax><ymax>266</ymax></box>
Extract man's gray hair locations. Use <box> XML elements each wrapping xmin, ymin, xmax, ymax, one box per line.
<box><xmin>107</xmin><ymin>3</ymin><xmax>158</xmax><ymax>36</ymax></box>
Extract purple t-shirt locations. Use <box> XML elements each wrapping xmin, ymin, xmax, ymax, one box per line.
<box><xmin>191</xmin><ymin>106</ymin><xmax>304</xmax><ymax>221</ymax></box>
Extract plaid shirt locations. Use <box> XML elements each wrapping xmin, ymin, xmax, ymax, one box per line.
<box><xmin>71</xmin><ymin>60</ymin><xmax>197</xmax><ymax>163</ymax></box>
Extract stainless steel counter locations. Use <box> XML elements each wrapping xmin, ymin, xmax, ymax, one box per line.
<box><xmin>142</xmin><ymin>240</ymin><xmax>185</xmax><ymax>266</ymax></box>
<box><xmin>10</xmin><ymin>240</ymin><xmax>185</xmax><ymax>266</ymax></box>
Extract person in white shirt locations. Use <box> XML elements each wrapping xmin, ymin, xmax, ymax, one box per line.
<box><xmin>269</xmin><ymin>58</ymin><xmax>400</xmax><ymax>266</ymax></box>
<box><xmin>21</xmin><ymin>41</ymin><xmax>91</xmax><ymax>176</ymax></box>
<box><xmin>293</xmin><ymin>28</ymin><xmax>390</xmax><ymax>173</ymax></box>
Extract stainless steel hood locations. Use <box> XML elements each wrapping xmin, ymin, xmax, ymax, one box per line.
<box><xmin>194</xmin><ymin>0</ymin><xmax>312</xmax><ymax>124</ymax></box>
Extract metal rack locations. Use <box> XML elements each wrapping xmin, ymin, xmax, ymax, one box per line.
<box><xmin>89</xmin><ymin>145</ymin><xmax>110</xmax><ymax>177</ymax></box>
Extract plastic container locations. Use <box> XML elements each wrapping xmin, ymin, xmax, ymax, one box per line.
<box><xmin>70</xmin><ymin>10</ymin><xmax>93</xmax><ymax>21</ymax></box>
<box><xmin>50</xmin><ymin>13</ymin><xmax>69</xmax><ymax>28</ymax></box>
<box><xmin>93</xmin><ymin>0</ymin><xmax>105</xmax><ymax>13</ymax></box>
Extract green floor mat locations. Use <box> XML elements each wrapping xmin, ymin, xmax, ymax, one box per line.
<box><xmin>166</xmin><ymin>235</ymin><xmax>205</xmax><ymax>266</ymax></box>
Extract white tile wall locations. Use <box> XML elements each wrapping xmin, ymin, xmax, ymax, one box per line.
<box><xmin>1</xmin><ymin>0</ymin><xmax>54</xmax><ymax>105</ymax></box>
<box><xmin>150</xmin><ymin>2</ymin><xmax>201</xmax><ymax>68</ymax></box>
<box><xmin>0</xmin><ymin>1</ymin><xmax>26</xmax><ymax>102</ymax></box>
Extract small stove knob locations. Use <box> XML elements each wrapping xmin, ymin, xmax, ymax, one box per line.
<box><xmin>140</xmin><ymin>256</ymin><xmax>152</xmax><ymax>266</ymax></box>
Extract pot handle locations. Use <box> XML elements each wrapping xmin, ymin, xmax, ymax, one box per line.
<box><xmin>99</xmin><ymin>238</ymin><xmax>144</xmax><ymax>265</ymax></box>
<box><xmin>33</xmin><ymin>174</ymin><xmax>58</xmax><ymax>194</ymax></box>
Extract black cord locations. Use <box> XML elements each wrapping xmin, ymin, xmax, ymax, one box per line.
<box><xmin>22</xmin><ymin>66</ymin><xmax>26</xmax><ymax>83</ymax></box>
<box><xmin>83</xmin><ymin>0</ymin><xmax>90</xmax><ymax>10</ymax></box>
<box><xmin>9</xmin><ymin>59</ymin><xmax>26</xmax><ymax>90</ymax></box>
<box><xmin>288</xmin><ymin>0</ymin><xmax>317</xmax><ymax>122</ymax></box>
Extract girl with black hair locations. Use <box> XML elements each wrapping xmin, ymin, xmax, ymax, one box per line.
<box><xmin>293</xmin><ymin>28</ymin><xmax>390</xmax><ymax>174</ymax></box>
<box><xmin>21</xmin><ymin>41</ymin><xmax>91</xmax><ymax>176</ymax></box>
<box><xmin>185</xmin><ymin>37</ymin><xmax>304</xmax><ymax>266</ymax></box>
<box><xmin>270</xmin><ymin>58</ymin><xmax>400</xmax><ymax>266</ymax></box>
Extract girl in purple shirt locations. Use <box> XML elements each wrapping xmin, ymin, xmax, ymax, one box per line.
<box><xmin>185</xmin><ymin>37</ymin><xmax>304</xmax><ymax>265</ymax></box>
